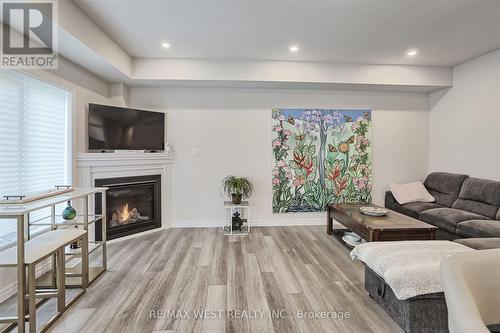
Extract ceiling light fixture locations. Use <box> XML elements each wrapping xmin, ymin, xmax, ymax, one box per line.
<box><xmin>289</xmin><ymin>45</ymin><xmax>299</xmax><ymax>52</ymax></box>
<box><xmin>406</xmin><ymin>49</ymin><xmax>418</xmax><ymax>57</ymax></box>
<box><xmin>162</xmin><ymin>42</ymin><xmax>171</xmax><ymax>49</ymax></box>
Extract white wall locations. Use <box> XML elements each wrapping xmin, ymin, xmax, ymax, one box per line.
<box><xmin>128</xmin><ymin>87</ymin><xmax>430</xmax><ymax>226</ymax></box>
<box><xmin>429</xmin><ymin>49</ymin><xmax>500</xmax><ymax>180</ymax></box>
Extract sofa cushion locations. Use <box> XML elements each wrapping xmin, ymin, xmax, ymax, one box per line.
<box><xmin>454</xmin><ymin>237</ymin><xmax>500</xmax><ymax>250</ymax></box>
<box><xmin>456</xmin><ymin>220</ymin><xmax>500</xmax><ymax>238</ymax></box>
<box><xmin>420</xmin><ymin>208</ymin><xmax>488</xmax><ymax>233</ymax></box>
<box><xmin>424</xmin><ymin>172</ymin><xmax>468</xmax><ymax>207</ymax></box>
<box><xmin>389</xmin><ymin>182</ymin><xmax>435</xmax><ymax>205</ymax></box>
<box><xmin>394</xmin><ymin>202</ymin><xmax>443</xmax><ymax>219</ymax></box>
<box><xmin>385</xmin><ymin>191</ymin><xmax>398</xmax><ymax>211</ymax></box>
<box><xmin>452</xmin><ymin>177</ymin><xmax>500</xmax><ymax>219</ymax></box>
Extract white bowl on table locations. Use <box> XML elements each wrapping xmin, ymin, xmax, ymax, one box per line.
<box><xmin>360</xmin><ymin>206</ymin><xmax>389</xmax><ymax>217</ymax></box>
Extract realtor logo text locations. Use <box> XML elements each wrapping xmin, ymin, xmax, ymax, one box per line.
<box><xmin>1</xmin><ymin>0</ymin><xmax>58</xmax><ymax>69</ymax></box>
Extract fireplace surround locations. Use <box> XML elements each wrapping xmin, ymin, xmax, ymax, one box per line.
<box><xmin>95</xmin><ymin>175</ymin><xmax>161</xmax><ymax>240</ymax></box>
<box><xmin>76</xmin><ymin>152</ymin><xmax>174</xmax><ymax>239</ymax></box>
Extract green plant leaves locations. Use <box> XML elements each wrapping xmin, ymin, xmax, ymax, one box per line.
<box><xmin>222</xmin><ymin>176</ymin><xmax>254</xmax><ymax>198</ymax></box>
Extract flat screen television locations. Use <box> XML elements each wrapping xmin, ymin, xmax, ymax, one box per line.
<box><xmin>88</xmin><ymin>103</ymin><xmax>165</xmax><ymax>151</ymax></box>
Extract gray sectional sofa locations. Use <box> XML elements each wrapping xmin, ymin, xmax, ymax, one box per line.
<box><xmin>378</xmin><ymin>172</ymin><xmax>500</xmax><ymax>331</ymax></box>
<box><xmin>385</xmin><ymin>172</ymin><xmax>500</xmax><ymax>242</ymax></box>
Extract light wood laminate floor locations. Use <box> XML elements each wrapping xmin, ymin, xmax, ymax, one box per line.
<box><xmin>46</xmin><ymin>226</ymin><xmax>402</xmax><ymax>333</ymax></box>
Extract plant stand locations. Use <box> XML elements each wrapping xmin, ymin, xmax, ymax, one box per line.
<box><xmin>222</xmin><ymin>201</ymin><xmax>251</xmax><ymax>236</ymax></box>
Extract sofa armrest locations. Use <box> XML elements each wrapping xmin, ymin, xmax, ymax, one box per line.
<box><xmin>385</xmin><ymin>191</ymin><xmax>397</xmax><ymax>209</ymax></box>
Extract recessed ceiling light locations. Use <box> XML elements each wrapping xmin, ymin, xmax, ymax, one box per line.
<box><xmin>407</xmin><ymin>49</ymin><xmax>418</xmax><ymax>57</ymax></box>
<box><xmin>289</xmin><ymin>45</ymin><xmax>299</xmax><ymax>52</ymax></box>
<box><xmin>162</xmin><ymin>42</ymin><xmax>171</xmax><ymax>49</ymax></box>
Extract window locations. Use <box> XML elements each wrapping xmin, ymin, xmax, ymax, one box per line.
<box><xmin>0</xmin><ymin>70</ymin><xmax>72</xmax><ymax>248</ymax></box>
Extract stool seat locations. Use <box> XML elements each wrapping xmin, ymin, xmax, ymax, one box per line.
<box><xmin>0</xmin><ymin>229</ymin><xmax>86</xmax><ymax>265</ymax></box>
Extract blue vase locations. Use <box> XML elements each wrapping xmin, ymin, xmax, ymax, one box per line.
<box><xmin>62</xmin><ymin>201</ymin><xmax>76</xmax><ymax>220</ymax></box>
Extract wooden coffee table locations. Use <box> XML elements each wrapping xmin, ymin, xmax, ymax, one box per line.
<box><xmin>327</xmin><ymin>203</ymin><xmax>437</xmax><ymax>241</ymax></box>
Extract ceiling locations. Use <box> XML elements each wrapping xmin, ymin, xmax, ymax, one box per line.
<box><xmin>74</xmin><ymin>0</ymin><xmax>500</xmax><ymax>67</ymax></box>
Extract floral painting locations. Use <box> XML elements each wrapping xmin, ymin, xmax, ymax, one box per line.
<box><xmin>272</xmin><ymin>108</ymin><xmax>372</xmax><ymax>213</ymax></box>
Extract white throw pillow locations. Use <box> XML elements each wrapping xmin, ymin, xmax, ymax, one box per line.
<box><xmin>389</xmin><ymin>181</ymin><xmax>435</xmax><ymax>205</ymax></box>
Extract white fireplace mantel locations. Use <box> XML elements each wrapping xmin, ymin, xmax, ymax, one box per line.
<box><xmin>76</xmin><ymin>152</ymin><xmax>175</xmax><ymax>168</ymax></box>
<box><xmin>76</xmin><ymin>152</ymin><xmax>175</xmax><ymax>234</ymax></box>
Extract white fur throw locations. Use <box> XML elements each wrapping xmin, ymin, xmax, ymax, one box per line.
<box><xmin>351</xmin><ymin>241</ymin><xmax>474</xmax><ymax>300</ymax></box>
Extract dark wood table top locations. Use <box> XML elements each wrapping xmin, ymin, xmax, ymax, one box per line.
<box><xmin>329</xmin><ymin>203</ymin><xmax>438</xmax><ymax>231</ymax></box>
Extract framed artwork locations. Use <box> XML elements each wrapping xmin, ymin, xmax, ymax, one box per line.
<box><xmin>272</xmin><ymin>108</ymin><xmax>372</xmax><ymax>213</ymax></box>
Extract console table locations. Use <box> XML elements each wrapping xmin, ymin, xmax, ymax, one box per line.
<box><xmin>0</xmin><ymin>187</ymin><xmax>107</xmax><ymax>333</ymax></box>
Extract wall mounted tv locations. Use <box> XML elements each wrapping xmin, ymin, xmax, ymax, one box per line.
<box><xmin>88</xmin><ymin>103</ymin><xmax>165</xmax><ymax>151</ymax></box>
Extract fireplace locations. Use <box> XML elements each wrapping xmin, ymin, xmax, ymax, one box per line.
<box><xmin>95</xmin><ymin>174</ymin><xmax>161</xmax><ymax>240</ymax></box>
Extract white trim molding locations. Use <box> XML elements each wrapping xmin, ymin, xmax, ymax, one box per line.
<box><xmin>76</xmin><ymin>152</ymin><xmax>175</xmax><ymax>239</ymax></box>
<box><xmin>76</xmin><ymin>152</ymin><xmax>174</xmax><ymax>167</ymax></box>
<box><xmin>172</xmin><ymin>218</ymin><xmax>328</xmax><ymax>228</ymax></box>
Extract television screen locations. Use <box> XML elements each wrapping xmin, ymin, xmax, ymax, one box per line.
<box><xmin>88</xmin><ymin>104</ymin><xmax>165</xmax><ymax>151</ymax></box>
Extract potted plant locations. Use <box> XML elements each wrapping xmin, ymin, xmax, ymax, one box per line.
<box><xmin>222</xmin><ymin>176</ymin><xmax>254</xmax><ymax>204</ymax></box>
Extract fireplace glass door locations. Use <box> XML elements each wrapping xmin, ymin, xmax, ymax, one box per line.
<box><xmin>95</xmin><ymin>174</ymin><xmax>161</xmax><ymax>240</ymax></box>
<box><xmin>107</xmin><ymin>183</ymin><xmax>155</xmax><ymax>229</ymax></box>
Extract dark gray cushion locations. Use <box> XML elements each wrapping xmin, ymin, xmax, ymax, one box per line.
<box><xmin>452</xmin><ymin>177</ymin><xmax>500</xmax><ymax>219</ymax></box>
<box><xmin>385</xmin><ymin>191</ymin><xmax>397</xmax><ymax>210</ymax></box>
<box><xmin>436</xmin><ymin>229</ymin><xmax>460</xmax><ymax>240</ymax></box>
<box><xmin>488</xmin><ymin>324</ymin><xmax>500</xmax><ymax>333</ymax></box>
<box><xmin>395</xmin><ymin>202</ymin><xmax>443</xmax><ymax>219</ymax></box>
<box><xmin>420</xmin><ymin>208</ymin><xmax>488</xmax><ymax>233</ymax></box>
<box><xmin>456</xmin><ymin>220</ymin><xmax>500</xmax><ymax>238</ymax></box>
<box><xmin>454</xmin><ymin>237</ymin><xmax>500</xmax><ymax>250</ymax></box>
<box><xmin>424</xmin><ymin>172</ymin><xmax>468</xmax><ymax>207</ymax></box>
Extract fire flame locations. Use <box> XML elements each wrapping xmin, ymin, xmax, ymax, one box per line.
<box><xmin>120</xmin><ymin>203</ymin><xmax>130</xmax><ymax>221</ymax></box>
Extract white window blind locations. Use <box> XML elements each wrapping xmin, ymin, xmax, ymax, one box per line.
<box><xmin>0</xmin><ymin>70</ymin><xmax>72</xmax><ymax>248</ymax></box>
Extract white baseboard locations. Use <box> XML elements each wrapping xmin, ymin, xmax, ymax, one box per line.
<box><xmin>172</xmin><ymin>220</ymin><xmax>224</xmax><ymax>228</ymax></box>
<box><xmin>172</xmin><ymin>219</ymin><xmax>327</xmax><ymax>228</ymax></box>
<box><xmin>99</xmin><ymin>218</ymin><xmax>333</xmax><ymax>241</ymax></box>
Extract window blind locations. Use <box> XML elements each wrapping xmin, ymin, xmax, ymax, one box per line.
<box><xmin>0</xmin><ymin>71</ymin><xmax>72</xmax><ymax>248</ymax></box>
